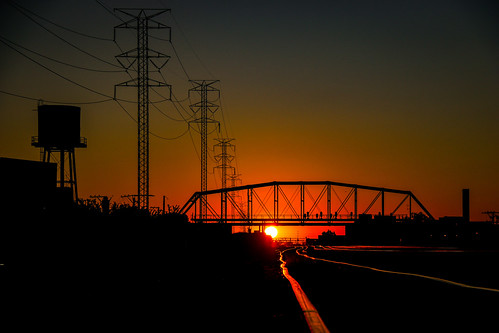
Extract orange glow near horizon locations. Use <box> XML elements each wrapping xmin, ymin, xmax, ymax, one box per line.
<box><xmin>0</xmin><ymin>1</ymin><xmax>497</xmax><ymax>225</ymax></box>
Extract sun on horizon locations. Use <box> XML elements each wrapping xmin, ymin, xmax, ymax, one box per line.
<box><xmin>265</xmin><ymin>226</ymin><xmax>278</xmax><ymax>238</ymax></box>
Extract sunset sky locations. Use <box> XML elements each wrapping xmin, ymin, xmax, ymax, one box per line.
<box><xmin>1</xmin><ymin>0</ymin><xmax>498</xmax><ymax>229</ymax></box>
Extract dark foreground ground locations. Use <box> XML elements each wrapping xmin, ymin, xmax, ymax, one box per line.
<box><xmin>285</xmin><ymin>246</ymin><xmax>499</xmax><ymax>333</ymax></box>
<box><xmin>5</xmin><ymin>214</ymin><xmax>499</xmax><ymax>333</ymax></box>
<box><xmin>0</xmin><ymin>219</ymin><xmax>307</xmax><ymax>332</ymax></box>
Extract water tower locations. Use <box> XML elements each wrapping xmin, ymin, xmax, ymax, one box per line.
<box><xmin>32</xmin><ymin>104</ymin><xmax>87</xmax><ymax>202</ymax></box>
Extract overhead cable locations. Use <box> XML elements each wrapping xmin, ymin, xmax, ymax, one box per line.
<box><xmin>0</xmin><ymin>35</ymin><xmax>124</xmax><ymax>73</ymax></box>
<box><xmin>151</xmin><ymin>125</ymin><xmax>190</xmax><ymax>140</ymax></box>
<box><xmin>0</xmin><ymin>89</ymin><xmax>112</xmax><ymax>105</ymax></box>
<box><xmin>8</xmin><ymin>0</ymin><xmax>114</xmax><ymax>41</ymax></box>
<box><xmin>94</xmin><ymin>0</ymin><xmax>125</xmax><ymax>23</ymax></box>
<box><xmin>114</xmin><ymin>98</ymin><xmax>190</xmax><ymax>140</ymax></box>
<box><xmin>169</xmin><ymin>40</ymin><xmax>191</xmax><ymax>81</ymax></box>
<box><xmin>0</xmin><ymin>37</ymin><xmax>170</xmax><ymax>104</ymax></box>
<box><xmin>0</xmin><ymin>37</ymin><xmax>114</xmax><ymax>99</ymax></box>
<box><xmin>150</xmin><ymin>101</ymin><xmax>185</xmax><ymax>123</ymax></box>
<box><xmin>9</xmin><ymin>1</ymin><xmax>122</xmax><ymax>69</ymax></box>
<box><xmin>168</xmin><ymin>11</ymin><xmax>215</xmax><ymax>79</ymax></box>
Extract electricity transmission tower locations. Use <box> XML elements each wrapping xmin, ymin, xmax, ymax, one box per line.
<box><xmin>228</xmin><ymin>173</ymin><xmax>242</xmax><ymax>188</ymax></box>
<box><xmin>214</xmin><ymin>138</ymin><xmax>234</xmax><ymax>223</ymax></box>
<box><xmin>114</xmin><ymin>9</ymin><xmax>171</xmax><ymax>210</ymax></box>
<box><xmin>189</xmin><ymin>80</ymin><xmax>220</xmax><ymax>220</ymax></box>
<box><xmin>214</xmin><ymin>138</ymin><xmax>235</xmax><ymax>190</ymax></box>
<box><xmin>228</xmin><ymin>171</ymin><xmax>243</xmax><ymax>223</ymax></box>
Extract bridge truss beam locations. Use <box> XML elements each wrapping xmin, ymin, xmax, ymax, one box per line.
<box><xmin>180</xmin><ymin>181</ymin><xmax>434</xmax><ymax>225</ymax></box>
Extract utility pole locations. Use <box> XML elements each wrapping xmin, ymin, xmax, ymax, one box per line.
<box><xmin>189</xmin><ymin>80</ymin><xmax>219</xmax><ymax>220</ymax></box>
<box><xmin>121</xmin><ymin>194</ymin><xmax>139</xmax><ymax>207</ymax></box>
<box><xmin>114</xmin><ymin>8</ymin><xmax>171</xmax><ymax>211</ymax></box>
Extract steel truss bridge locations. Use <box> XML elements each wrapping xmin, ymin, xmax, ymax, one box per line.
<box><xmin>180</xmin><ymin>181</ymin><xmax>434</xmax><ymax>226</ymax></box>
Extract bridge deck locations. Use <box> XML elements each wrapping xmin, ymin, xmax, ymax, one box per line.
<box><xmin>191</xmin><ymin>220</ymin><xmax>356</xmax><ymax>226</ymax></box>
<box><xmin>181</xmin><ymin>181</ymin><xmax>434</xmax><ymax>223</ymax></box>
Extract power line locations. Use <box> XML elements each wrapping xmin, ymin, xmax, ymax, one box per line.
<box><xmin>188</xmin><ymin>126</ymin><xmax>201</xmax><ymax>161</ymax></box>
<box><xmin>9</xmin><ymin>1</ymin><xmax>122</xmax><ymax>69</ymax></box>
<box><xmin>0</xmin><ymin>89</ymin><xmax>112</xmax><ymax>105</ymax></box>
<box><xmin>94</xmin><ymin>0</ymin><xmax>140</xmax><ymax>80</ymax></box>
<box><xmin>151</xmin><ymin>125</ymin><xmax>190</xmax><ymax>140</ymax></box>
<box><xmin>0</xmin><ymin>35</ymin><xmax>124</xmax><ymax>73</ymax></box>
<box><xmin>150</xmin><ymin>102</ymin><xmax>185</xmax><ymax>122</ymax></box>
<box><xmin>217</xmin><ymin>81</ymin><xmax>241</xmax><ymax>176</ymax></box>
<box><xmin>152</xmin><ymin>71</ymin><xmax>195</xmax><ymax>123</ymax></box>
<box><xmin>113</xmin><ymin>98</ymin><xmax>137</xmax><ymax>122</ymax></box>
<box><xmin>8</xmin><ymin>0</ymin><xmax>114</xmax><ymax>41</ymax></box>
<box><xmin>0</xmin><ymin>37</ymin><xmax>171</xmax><ymax>104</ymax></box>
<box><xmin>114</xmin><ymin>98</ymin><xmax>188</xmax><ymax>140</ymax></box>
<box><xmin>169</xmin><ymin>39</ymin><xmax>191</xmax><ymax>81</ymax></box>
<box><xmin>0</xmin><ymin>37</ymin><xmax>115</xmax><ymax>99</ymax></box>
<box><xmin>94</xmin><ymin>0</ymin><xmax>125</xmax><ymax>23</ymax></box>
<box><xmin>34</xmin><ymin>0</ymin><xmax>234</xmax><ymax>181</ymax></box>
<box><xmin>0</xmin><ymin>81</ymin><xmax>187</xmax><ymax>140</ymax></box>
<box><xmin>168</xmin><ymin>11</ymin><xmax>215</xmax><ymax>79</ymax></box>
<box><xmin>218</xmin><ymin>82</ymin><xmax>231</xmax><ymax>139</ymax></box>
<box><xmin>151</xmin><ymin>86</ymin><xmax>194</xmax><ymax>122</ymax></box>
<box><xmin>157</xmin><ymin>70</ymin><xmax>192</xmax><ymax>107</ymax></box>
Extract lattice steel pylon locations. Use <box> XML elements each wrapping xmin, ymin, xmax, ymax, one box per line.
<box><xmin>214</xmin><ymin>138</ymin><xmax>235</xmax><ymax>222</ymax></box>
<box><xmin>214</xmin><ymin>138</ymin><xmax>235</xmax><ymax>190</ymax></box>
<box><xmin>189</xmin><ymin>80</ymin><xmax>220</xmax><ymax>220</ymax></box>
<box><xmin>114</xmin><ymin>8</ymin><xmax>171</xmax><ymax>210</ymax></box>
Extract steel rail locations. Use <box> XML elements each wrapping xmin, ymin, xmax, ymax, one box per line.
<box><xmin>297</xmin><ymin>248</ymin><xmax>499</xmax><ymax>294</ymax></box>
<box><xmin>280</xmin><ymin>249</ymin><xmax>330</xmax><ymax>333</ymax></box>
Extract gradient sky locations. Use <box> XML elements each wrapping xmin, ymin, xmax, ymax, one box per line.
<box><xmin>1</xmin><ymin>0</ymin><xmax>498</xmax><ymax>229</ymax></box>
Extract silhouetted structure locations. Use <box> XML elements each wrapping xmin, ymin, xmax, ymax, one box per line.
<box><xmin>316</xmin><ymin>230</ymin><xmax>346</xmax><ymax>245</ymax></box>
<box><xmin>482</xmin><ymin>211</ymin><xmax>499</xmax><ymax>223</ymax></box>
<box><xmin>181</xmin><ymin>180</ymin><xmax>434</xmax><ymax>225</ymax></box>
<box><xmin>114</xmin><ymin>8</ymin><xmax>171</xmax><ymax>210</ymax></box>
<box><xmin>31</xmin><ymin>104</ymin><xmax>86</xmax><ymax>202</ymax></box>
<box><xmin>214</xmin><ymin>138</ymin><xmax>235</xmax><ymax>221</ymax></box>
<box><xmin>189</xmin><ymin>80</ymin><xmax>220</xmax><ymax>220</ymax></box>
<box><xmin>463</xmin><ymin>188</ymin><xmax>470</xmax><ymax>222</ymax></box>
<box><xmin>214</xmin><ymin>138</ymin><xmax>235</xmax><ymax>190</ymax></box>
<box><xmin>0</xmin><ymin>157</ymin><xmax>56</xmax><ymax>216</ymax></box>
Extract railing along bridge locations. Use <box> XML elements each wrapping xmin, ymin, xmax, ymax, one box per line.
<box><xmin>180</xmin><ymin>181</ymin><xmax>434</xmax><ymax>226</ymax></box>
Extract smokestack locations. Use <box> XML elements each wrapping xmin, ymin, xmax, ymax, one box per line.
<box><xmin>462</xmin><ymin>189</ymin><xmax>470</xmax><ymax>222</ymax></box>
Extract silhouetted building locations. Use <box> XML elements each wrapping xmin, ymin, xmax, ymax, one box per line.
<box><xmin>317</xmin><ymin>230</ymin><xmax>346</xmax><ymax>245</ymax></box>
<box><xmin>0</xmin><ymin>157</ymin><xmax>56</xmax><ymax>217</ymax></box>
<box><xmin>462</xmin><ymin>188</ymin><xmax>470</xmax><ymax>223</ymax></box>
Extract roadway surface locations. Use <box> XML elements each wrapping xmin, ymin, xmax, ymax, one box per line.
<box><xmin>283</xmin><ymin>246</ymin><xmax>499</xmax><ymax>333</ymax></box>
